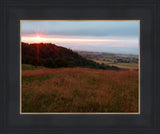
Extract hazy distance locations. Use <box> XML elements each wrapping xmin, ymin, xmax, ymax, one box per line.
<box><xmin>21</xmin><ymin>21</ymin><xmax>139</xmax><ymax>55</ymax></box>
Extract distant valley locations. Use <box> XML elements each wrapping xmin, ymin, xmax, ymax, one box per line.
<box><xmin>74</xmin><ymin>50</ymin><xmax>138</xmax><ymax>70</ymax></box>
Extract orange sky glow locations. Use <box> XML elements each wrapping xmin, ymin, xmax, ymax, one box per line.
<box><xmin>21</xmin><ymin>21</ymin><xmax>139</xmax><ymax>54</ymax></box>
<box><xmin>21</xmin><ymin>36</ymin><xmax>138</xmax><ymax>43</ymax></box>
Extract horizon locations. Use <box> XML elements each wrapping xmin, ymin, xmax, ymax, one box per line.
<box><xmin>21</xmin><ymin>42</ymin><xmax>139</xmax><ymax>56</ymax></box>
<box><xmin>21</xmin><ymin>20</ymin><xmax>139</xmax><ymax>55</ymax></box>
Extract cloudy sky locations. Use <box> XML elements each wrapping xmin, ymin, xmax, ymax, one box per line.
<box><xmin>21</xmin><ymin>20</ymin><xmax>139</xmax><ymax>55</ymax></box>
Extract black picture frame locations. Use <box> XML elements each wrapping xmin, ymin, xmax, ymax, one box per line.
<box><xmin>0</xmin><ymin>0</ymin><xmax>160</xmax><ymax>133</ymax></box>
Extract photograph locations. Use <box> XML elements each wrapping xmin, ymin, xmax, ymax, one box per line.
<box><xmin>21</xmin><ymin>20</ymin><xmax>140</xmax><ymax>113</ymax></box>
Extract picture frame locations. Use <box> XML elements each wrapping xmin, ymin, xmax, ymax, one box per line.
<box><xmin>0</xmin><ymin>0</ymin><xmax>159</xmax><ymax>133</ymax></box>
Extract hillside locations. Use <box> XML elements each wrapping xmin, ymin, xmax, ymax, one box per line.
<box><xmin>22</xmin><ymin>66</ymin><xmax>138</xmax><ymax>112</ymax></box>
<box><xmin>22</xmin><ymin>42</ymin><xmax>119</xmax><ymax>70</ymax></box>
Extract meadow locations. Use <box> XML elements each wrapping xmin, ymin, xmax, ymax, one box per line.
<box><xmin>22</xmin><ymin>64</ymin><xmax>138</xmax><ymax>113</ymax></box>
<box><xmin>93</xmin><ymin>59</ymin><xmax>138</xmax><ymax>70</ymax></box>
<box><xmin>76</xmin><ymin>51</ymin><xmax>139</xmax><ymax>70</ymax></box>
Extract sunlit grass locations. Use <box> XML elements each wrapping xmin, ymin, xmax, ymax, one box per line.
<box><xmin>22</xmin><ymin>65</ymin><xmax>138</xmax><ymax>112</ymax></box>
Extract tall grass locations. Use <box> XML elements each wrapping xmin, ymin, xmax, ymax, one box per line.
<box><xmin>22</xmin><ymin>67</ymin><xmax>138</xmax><ymax>112</ymax></box>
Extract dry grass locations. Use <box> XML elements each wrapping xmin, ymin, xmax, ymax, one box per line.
<box><xmin>22</xmin><ymin>67</ymin><xmax>138</xmax><ymax>113</ymax></box>
<box><xmin>93</xmin><ymin>60</ymin><xmax>138</xmax><ymax>70</ymax></box>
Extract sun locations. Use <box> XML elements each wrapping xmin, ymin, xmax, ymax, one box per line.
<box><xmin>35</xmin><ymin>36</ymin><xmax>41</xmax><ymax>42</ymax></box>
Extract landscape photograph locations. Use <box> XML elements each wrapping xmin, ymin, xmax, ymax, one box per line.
<box><xmin>21</xmin><ymin>20</ymin><xmax>139</xmax><ymax>113</ymax></box>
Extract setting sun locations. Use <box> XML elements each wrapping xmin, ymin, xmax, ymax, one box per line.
<box><xmin>35</xmin><ymin>36</ymin><xmax>41</xmax><ymax>42</ymax></box>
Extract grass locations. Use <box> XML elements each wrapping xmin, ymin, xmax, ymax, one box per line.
<box><xmin>22</xmin><ymin>64</ymin><xmax>45</xmax><ymax>70</ymax></box>
<box><xmin>107</xmin><ymin>63</ymin><xmax>138</xmax><ymax>70</ymax></box>
<box><xmin>21</xmin><ymin>64</ymin><xmax>139</xmax><ymax>113</ymax></box>
<box><xmin>93</xmin><ymin>59</ymin><xmax>138</xmax><ymax>70</ymax></box>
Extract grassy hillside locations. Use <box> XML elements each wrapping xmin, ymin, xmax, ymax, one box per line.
<box><xmin>22</xmin><ymin>42</ymin><xmax>119</xmax><ymax>70</ymax></box>
<box><xmin>22</xmin><ymin>64</ymin><xmax>45</xmax><ymax>70</ymax></box>
<box><xmin>22</xmin><ymin>64</ymin><xmax>138</xmax><ymax>112</ymax></box>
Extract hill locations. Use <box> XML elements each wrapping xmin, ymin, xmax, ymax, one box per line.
<box><xmin>22</xmin><ymin>67</ymin><xmax>138</xmax><ymax>112</ymax></box>
<box><xmin>22</xmin><ymin>42</ymin><xmax>119</xmax><ymax>70</ymax></box>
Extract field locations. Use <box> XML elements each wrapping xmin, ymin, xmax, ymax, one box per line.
<box><xmin>76</xmin><ymin>51</ymin><xmax>139</xmax><ymax>70</ymax></box>
<box><xmin>93</xmin><ymin>60</ymin><xmax>138</xmax><ymax>70</ymax></box>
<box><xmin>22</xmin><ymin>64</ymin><xmax>138</xmax><ymax>113</ymax></box>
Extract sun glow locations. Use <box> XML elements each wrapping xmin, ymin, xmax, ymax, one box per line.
<box><xmin>22</xmin><ymin>36</ymin><xmax>138</xmax><ymax>43</ymax></box>
<box><xmin>35</xmin><ymin>36</ymin><xmax>41</xmax><ymax>42</ymax></box>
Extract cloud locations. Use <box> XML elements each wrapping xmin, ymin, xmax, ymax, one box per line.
<box><xmin>21</xmin><ymin>21</ymin><xmax>139</xmax><ymax>37</ymax></box>
<box><xmin>21</xmin><ymin>21</ymin><xmax>139</xmax><ymax>55</ymax></box>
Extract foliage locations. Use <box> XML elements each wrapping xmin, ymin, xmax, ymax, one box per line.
<box><xmin>22</xmin><ymin>42</ymin><xmax>119</xmax><ymax>70</ymax></box>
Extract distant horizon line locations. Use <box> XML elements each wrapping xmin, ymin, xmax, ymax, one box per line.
<box><xmin>21</xmin><ymin>42</ymin><xmax>139</xmax><ymax>56</ymax></box>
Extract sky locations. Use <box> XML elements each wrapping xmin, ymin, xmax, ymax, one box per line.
<box><xmin>21</xmin><ymin>20</ymin><xmax>139</xmax><ymax>55</ymax></box>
